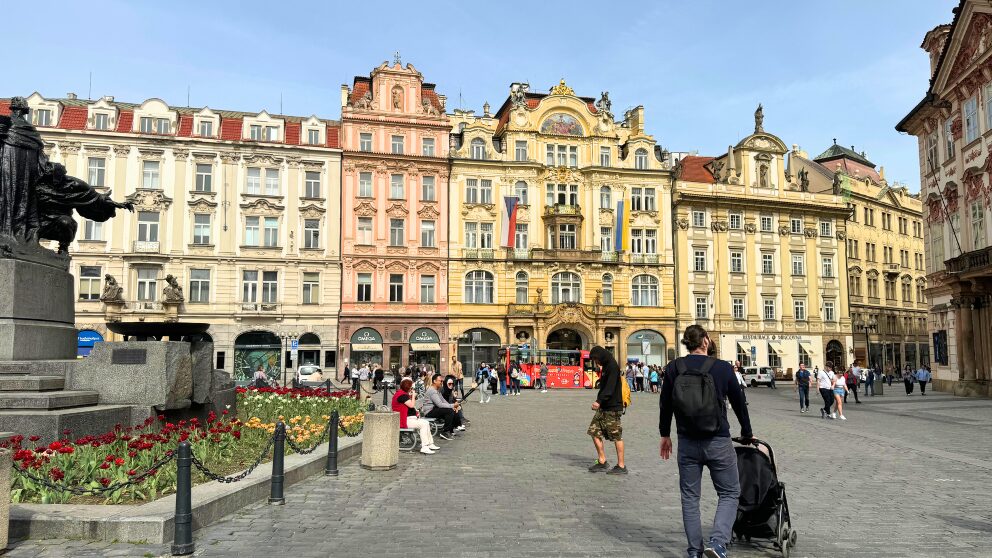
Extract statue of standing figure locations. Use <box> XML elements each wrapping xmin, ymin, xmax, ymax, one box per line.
<box><xmin>754</xmin><ymin>103</ymin><xmax>764</xmax><ymax>133</ymax></box>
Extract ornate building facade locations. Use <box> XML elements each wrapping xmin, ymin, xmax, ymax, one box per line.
<box><xmin>447</xmin><ymin>81</ymin><xmax>676</xmax><ymax>370</ymax></box>
<box><xmin>897</xmin><ymin>0</ymin><xmax>992</xmax><ymax>396</ymax></box>
<box><xmin>2</xmin><ymin>93</ymin><xmax>342</xmax><ymax>381</ymax></box>
<box><xmin>791</xmin><ymin>143</ymin><xmax>928</xmax><ymax>374</ymax></box>
<box><xmin>337</xmin><ymin>60</ymin><xmax>451</xmax><ymax>373</ymax></box>
<box><xmin>674</xmin><ymin>110</ymin><xmax>853</xmax><ymax>373</ymax></box>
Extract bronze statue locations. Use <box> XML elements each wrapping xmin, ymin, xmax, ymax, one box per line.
<box><xmin>798</xmin><ymin>168</ymin><xmax>810</xmax><ymax>192</ymax></box>
<box><xmin>100</xmin><ymin>274</ymin><xmax>124</xmax><ymax>303</ymax></box>
<box><xmin>163</xmin><ymin>274</ymin><xmax>184</xmax><ymax>303</ymax></box>
<box><xmin>754</xmin><ymin>103</ymin><xmax>764</xmax><ymax>133</ymax></box>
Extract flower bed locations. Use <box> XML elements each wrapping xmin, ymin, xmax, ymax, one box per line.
<box><xmin>5</xmin><ymin>386</ymin><xmax>363</xmax><ymax>505</ymax></box>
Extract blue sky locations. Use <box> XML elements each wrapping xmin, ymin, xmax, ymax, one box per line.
<box><xmin>6</xmin><ymin>0</ymin><xmax>957</xmax><ymax>191</ymax></box>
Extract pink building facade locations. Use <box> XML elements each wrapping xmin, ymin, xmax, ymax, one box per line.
<box><xmin>338</xmin><ymin>61</ymin><xmax>451</xmax><ymax>373</ymax></box>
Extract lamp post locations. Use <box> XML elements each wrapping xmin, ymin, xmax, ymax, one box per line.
<box><xmin>855</xmin><ymin>317</ymin><xmax>881</xmax><ymax>395</ymax></box>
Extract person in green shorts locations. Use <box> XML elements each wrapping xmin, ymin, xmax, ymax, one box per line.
<box><xmin>587</xmin><ymin>346</ymin><xmax>627</xmax><ymax>475</ymax></box>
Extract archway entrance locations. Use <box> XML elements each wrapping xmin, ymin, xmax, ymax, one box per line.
<box><xmin>826</xmin><ymin>340</ymin><xmax>845</xmax><ymax>370</ymax></box>
<box><xmin>298</xmin><ymin>332</ymin><xmax>321</xmax><ymax>366</ymax></box>
<box><xmin>457</xmin><ymin>328</ymin><xmax>501</xmax><ymax>375</ymax></box>
<box><xmin>626</xmin><ymin>330</ymin><xmax>666</xmax><ymax>366</ymax></box>
<box><xmin>234</xmin><ymin>331</ymin><xmax>281</xmax><ymax>382</ymax></box>
<box><xmin>547</xmin><ymin>328</ymin><xmax>583</xmax><ymax>351</ymax></box>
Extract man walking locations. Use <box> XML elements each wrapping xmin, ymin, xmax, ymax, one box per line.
<box><xmin>538</xmin><ymin>361</ymin><xmax>549</xmax><ymax>392</ymax></box>
<box><xmin>660</xmin><ymin>325</ymin><xmax>753</xmax><ymax>558</ymax></box>
<box><xmin>816</xmin><ymin>362</ymin><xmax>836</xmax><ymax>419</ymax></box>
<box><xmin>587</xmin><ymin>346</ymin><xmax>626</xmax><ymax>475</ymax></box>
<box><xmin>916</xmin><ymin>365</ymin><xmax>931</xmax><ymax>395</ymax></box>
<box><xmin>845</xmin><ymin>364</ymin><xmax>861</xmax><ymax>404</ymax></box>
<box><xmin>350</xmin><ymin>364</ymin><xmax>362</xmax><ymax>394</ymax></box>
<box><xmin>864</xmin><ymin>363</ymin><xmax>875</xmax><ymax>396</ymax></box>
<box><xmin>795</xmin><ymin>362</ymin><xmax>811</xmax><ymax>413</ymax></box>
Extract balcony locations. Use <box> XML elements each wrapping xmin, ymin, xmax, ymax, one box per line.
<box><xmin>508</xmin><ymin>248</ymin><xmax>533</xmax><ymax>260</ymax></box>
<box><xmin>883</xmin><ymin>263</ymin><xmax>901</xmax><ymax>276</ymax></box>
<box><xmin>630</xmin><ymin>254</ymin><xmax>660</xmax><ymax>264</ymax></box>
<box><xmin>946</xmin><ymin>245</ymin><xmax>992</xmax><ymax>275</ymax></box>
<box><xmin>124</xmin><ymin>300</ymin><xmax>163</xmax><ymax>312</ymax></box>
<box><xmin>239</xmin><ymin>302</ymin><xmax>282</xmax><ymax>313</ymax></box>
<box><xmin>600</xmin><ymin>251</ymin><xmax>620</xmax><ymax>262</ymax></box>
<box><xmin>463</xmin><ymin>249</ymin><xmax>496</xmax><ymax>260</ymax></box>
<box><xmin>544</xmin><ymin>204</ymin><xmax>581</xmax><ymax>216</ymax></box>
<box><xmin>132</xmin><ymin>241</ymin><xmax>160</xmax><ymax>253</ymax></box>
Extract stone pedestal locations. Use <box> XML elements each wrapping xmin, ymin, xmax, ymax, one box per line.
<box><xmin>360</xmin><ymin>410</ymin><xmax>399</xmax><ymax>471</ymax></box>
<box><xmin>953</xmin><ymin>379</ymin><xmax>988</xmax><ymax>398</ymax></box>
<box><xmin>69</xmin><ymin>341</ymin><xmax>193</xmax><ymax>410</ymax></box>
<box><xmin>0</xmin><ymin>448</ymin><xmax>10</xmax><ymax>549</ymax></box>
<box><xmin>0</xmin><ymin>258</ymin><xmax>75</xmax><ymax>360</ymax></box>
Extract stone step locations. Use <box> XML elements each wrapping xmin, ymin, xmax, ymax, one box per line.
<box><xmin>0</xmin><ymin>390</ymin><xmax>99</xmax><ymax>410</ymax></box>
<box><xmin>0</xmin><ymin>375</ymin><xmax>65</xmax><ymax>391</ymax></box>
<box><xmin>0</xmin><ymin>405</ymin><xmax>136</xmax><ymax>444</ymax></box>
<box><xmin>0</xmin><ymin>360</ymin><xmax>77</xmax><ymax>377</ymax></box>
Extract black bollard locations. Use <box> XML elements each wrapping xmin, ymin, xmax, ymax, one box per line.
<box><xmin>382</xmin><ymin>384</ymin><xmax>390</xmax><ymax>408</ymax></box>
<box><xmin>171</xmin><ymin>441</ymin><xmax>194</xmax><ymax>556</ymax></box>
<box><xmin>268</xmin><ymin>421</ymin><xmax>286</xmax><ymax>505</ymax></box>
<box><xmin>325</xmin><ymin>410</ymin><xmax>339</xmax><ymax>476</ymax></box>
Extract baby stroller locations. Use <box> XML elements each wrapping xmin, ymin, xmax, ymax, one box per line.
<box><xmin>731</xmin><ymin>437</ymin><xmax>796</xmax><ymax>557</ymax></box>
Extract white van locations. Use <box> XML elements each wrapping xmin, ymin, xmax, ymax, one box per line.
<box><xmin>742</xmin><ymin>366</ymin><xmax>775</xmax><ymax>387</ymax></box>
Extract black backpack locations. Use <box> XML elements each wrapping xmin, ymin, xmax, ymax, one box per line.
<box><xmin>673</xmin><ymin>357</ymin><xmax>725</xmax><ymax>437</ymax></box>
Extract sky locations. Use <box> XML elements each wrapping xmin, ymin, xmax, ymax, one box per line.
<box><xmin>5</xmin><ymin>0</ymin><xmax>959</xmax><ymax>192</ymax></box>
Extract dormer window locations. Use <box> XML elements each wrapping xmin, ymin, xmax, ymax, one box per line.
<box><xmin>307</xmin><ymin>129</ymin><xmax>320</xmax><ymax>145</ymax></box>
<box><xmin>634</xmin><ymin>149</ymin><xmax>648</xmax><ymax>170</ymax></box>
<box><xmin>265</xmin><ymin>126</ymin><xmax>278</xmax><ymax>141</ymax></box>
<box><xmin>33</xmin><ymin>109</ymin><xmax>52</xmax><ymax>127</ymax></box>
<box><xmin>93</xmin><ymin>113</ymin><xmax>109</xmax><ymax>130</ymax></box>
<box><xmin>250</xmin><ymin>125</ymin><xmax>262</xmax><ymax>141</ymax></box>
<box><xmin>471</xmin><ymin>138</ymin><xmax>486</xmax><ymax>160</ymax></box>
<box><xmin>198</xmin><ymin>120</ymin><xmax>213</xmax><ymax>137</ymax></box>
<box><xmin>140</xmin><ymin>117</ymin><xmax>170</xmax><ymax>134</ymax></box>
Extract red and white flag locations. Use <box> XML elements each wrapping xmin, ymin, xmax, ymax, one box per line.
<box><xmin>501</xmin><ymin>196</ymin><xmax>519</xmax><ymax>248</ymax></box>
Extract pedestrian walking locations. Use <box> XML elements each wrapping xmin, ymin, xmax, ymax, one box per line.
<box><xmin>476</xmin><ymin>364</ymin><xmax>491</xmax><ymax>403</ymax></box>
<box><xmin>795</xmin><ymin>362</ymin><xmax>811</xmax><ymax>413</ymax></box>
<box><xmin>452</xmin><ymin>359</ymin><xmax>465</xmax><ymax>399</ymax></box>
<box><xmin>649</xmin><ymin>367</ymin><xmax>660</xmax><ymax>393</ymax></box>
<box><xmin>816</xmin><ymin>363</ymin><xmax>836</xmax><ymax>419</ymax></box>
<box><xmin>510</xmin><ymin>362</ymin><xmax>522</xmax><ymax>395</ymax></box>
<box><xmin>587</xmin><ymin>346</ymin><xmax>627</xmax><ymax>475</ymax></box>
<box><xmin>635</xmin><ymin>364</ymin><xmax>645</xmax><ymax>392</ymax></box>
<box><xmin>832</xmin><ymin>368</ymin><xmax>848</xmax><ymax>420</ymax></box>
<box><xmin>864</xmin><ymin>364</ymin><xmax>875</xmax><ymax>396</ymax></box>
<box><xmin>350</xmin><ymin>364</ymin><xmax>361</xmax><ymax>393</ymax></box>
<box><xmin>916</xmin><ymin>365</ymin><xmax>931</xmax><ymax>395</ymax></box>
<box><xmin>845</xmin><ymin>365</ymin><xmax>861</xmax><ymax>404</ymax></box>
<box><xmin>625</xmin><ymin>363</ymin><xmax>636</xmax><ymax>393</ymax></box>
<box><xmin>539</xmin><ymin>361</ymin><xmax>549</xmax><ymax>392</ymax></box>
<box><xmin>497</xmin><ymin>361</ymin><xmax>508</xmax><ymax>396</ymax></box>
<box><xmin>660</xmin><ymin>325</ymin><xmax>753</xmax><ymax>558</ymax></box>
<box><xmin>903</xmin><ymin>367</ymin><xmax>914</xmax><ymax>395</ymax></box>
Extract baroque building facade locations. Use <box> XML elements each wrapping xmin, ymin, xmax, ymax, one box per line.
<box><xmin>337</xmin><ymin>61</ymin><xmax>451</xmax><ymax>373</ymax></box>
<box><xmin>447</xmin><ymin>81</ymin><xmax>676</xmax><ymax>371</ymax></box>
<box><xmin>897</xmin><ymin>0</ymin><xmax>992</xmax><ymax>396</ymax></box>
<box><xmin>674</xmin><ymin>110</ymin><xmax>853</xmax><ymax>373</ymax></box>
<box><xmin>3</xmin><ymin>93</ymin><xmax>343</xmax><ymax>382</ymax></box>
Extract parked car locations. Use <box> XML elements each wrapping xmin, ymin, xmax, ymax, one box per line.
<box><xmin>297</xmin><ymin>365</ymin><xmax>324</xmax><ymax>383</ymax></box>
<box><xmin>742</xmin><ymin>366</ymin><xmax>776</xmax><ymax>387</ymax></box>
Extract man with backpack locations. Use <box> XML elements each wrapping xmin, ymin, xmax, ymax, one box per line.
<box><xmin>660</xmin><ymin>325</ymin><xmax>753</xmax><ymax>558</ymax></box>
<box><xmin>587</xmin><ymin>346</ymin><xmax>628</xmax><ymax>475</ymax></box>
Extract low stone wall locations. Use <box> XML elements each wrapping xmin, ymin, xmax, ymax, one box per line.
<box><xmin>9</xmin><ymin>435</ymin><xmax>362</xmax><ymax>544</ymax></box>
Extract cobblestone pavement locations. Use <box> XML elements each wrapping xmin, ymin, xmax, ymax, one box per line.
<box><xmin>6</xmin><ymin>386</ymin><xmax>992</xmax><ymax>557</ymax></box>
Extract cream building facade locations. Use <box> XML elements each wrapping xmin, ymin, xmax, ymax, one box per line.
<box><xmin>447</xmin><ymin>81</ymin><xmax>677</xmax><ymax>370</ymax></box>
<box><xmin>674</xmin><ymin>112</ymin><xmax>853</xmax><ymax>373</ymax></box>
<box><xmin>6</xmin><ymin>93</ymin><xmax>342</xmax><ymax>381</ymax></box>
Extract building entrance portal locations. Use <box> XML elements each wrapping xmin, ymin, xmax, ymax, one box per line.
<box><xmin>547</xmin><ymin>328</ymin><xmax>583</xmax><ymax>351</ymax></box>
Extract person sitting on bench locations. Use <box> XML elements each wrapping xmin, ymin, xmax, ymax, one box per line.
<box><xmin>422</xmin><ymin>373</ymin><xmax>461</xmax><ymax>440</ymax></box>
<box><xmin>392</xmin><ymin>378</ymin><xmax>439</xmax><ymax>455</ymax></box>
<box><xmin>442</xmin><ymin>374</ymin><xmax>469</xmax><ymax>429</ymax></box>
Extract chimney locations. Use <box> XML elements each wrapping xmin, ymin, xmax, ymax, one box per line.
<box><xmin>66</xmin><ymin>92</ymin><xmax>77</xmax><ymax>100</ymax></box>
<box><xmin>627</xmin><ymin>106</ymin><xmax>644</xmax><ymax>135</ymax></box>
<box><xmin>922</xmin><ymin>24</ymin><xmax>952</xmax><ymax>79</ymax></box>
<box><xmin>102</xmin><ymin>95</ymin><xmax>114</xmax><ymax>102</ymax></box>
<box><xmin>340</xmin><ymin>85</ymin><xmax>349</xmax><ymax>108</ymax></box>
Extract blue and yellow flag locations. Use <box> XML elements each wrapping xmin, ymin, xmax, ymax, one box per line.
<box><xmin>614</xmin><ymin>198</ymin><xmax>630</xmax><ymax>252</ymax></box>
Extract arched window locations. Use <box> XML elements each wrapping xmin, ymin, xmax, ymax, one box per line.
<box><xmin>515</xmin><ymin>181</ymin><xmax>528</xmax><ymax>205</ymax></box>
<box><xmin>464</xmin><ymin>270</ymin><xmax>494</xmax><ymax>303</ymax></box>
<box><xmin>634</xmin><ymin>148</ymin><xmax>648</xmax><ymax>170</ymax></box>
<box><xmin>515</xmin><ymin>271</ymin><xmax>529</xmax><ymax>304</ymax></box>
<box><xmin>631</xmin><ymin>274</ymin><xmax>659</xmax><ymax>306</ymax></box>
<box><xmin>551</xmin><ymin>272</ymin><xmax>581</xmax><ymax>304</ymax></box>
<box><xmin>599</xmin><ymin>186</ymin><xmax>612</xmax><ymax>209</ymax></box>
<box><xmin>471</xmin><ymin>138</ymin><xmax>486</xmax><ymax>160</ymax></box>
<box><xmin>601</xmin><ymin>273</ymin><xmax>613</xmax><ymax>305</ymax></box>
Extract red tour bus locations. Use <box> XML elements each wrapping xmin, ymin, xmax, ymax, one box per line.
<box><xmin>500</xmin><ymin>345</ymin><xmax>599</xmax><ymax>389</ymax></box>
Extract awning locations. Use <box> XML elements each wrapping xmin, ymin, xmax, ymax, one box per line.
<box><xmin>351</xmin><ymin>344</ymin><xmax>383</xmax><ymax>352</ymax></box>
<box><xmin>736</xmin><ymin>341</ymin><xmax>752</xmax><ymax>353</ymax></box>
<box><xmin>410</xmin><ymin>343</ymin><xmax>441</xmax><ymax>351</ymax></box>
<box><xmin>798</xmin><ymin>340</ymin><xmax>818</xmax><ymax>355</ymax></box>
<box><xmin>768</xmin><ymin>341</ymin><xmax>787</xmax><ymax>354</ymax></box>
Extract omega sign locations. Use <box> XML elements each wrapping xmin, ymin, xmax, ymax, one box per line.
<box><xmin>355</xmin><ymin>331</ymin><xmax>377</xmax><ymax>342</ymax></box>
<box><xmin>413</xmin><ymin>331</ymin><xmax>437</xmax><ymax>342</ymax></box>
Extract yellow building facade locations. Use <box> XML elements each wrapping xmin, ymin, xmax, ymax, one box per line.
<box><xmin>447</xmin><ymin>82</ymin><xmax>676</xmax><ymax>369</ymax></box>
<box><xmin>674</xmin><ymin>111</ymin><xmax>853</xmax><ymax>373</ymax></box>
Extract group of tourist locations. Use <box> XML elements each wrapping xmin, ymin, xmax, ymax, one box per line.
<box><xmin>624</xmin><ymin>361</ymin><xmax>663</xmax><ymax>393</ymax></box>
<box><xmin>902</xmin><ymin>364</ymin><xmax>932</xmax><ymax>395</ymax></box>
<box><xmin>391</xmin><ymin>372</ymin><xmax>469</xmax><ymax>455</ymax></box>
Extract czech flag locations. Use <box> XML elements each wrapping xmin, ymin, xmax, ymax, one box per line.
<box><xmin>501</xmin><ymin>196</ymin><xmax>519</xmax><ymax>248</ymax></box>
<box><xmin>614</xmin><ymin>199</ymin><xmax>629</xmax><ymax>252</ymax></box>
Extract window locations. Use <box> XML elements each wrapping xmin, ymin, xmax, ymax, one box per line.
<box><xmin>819</xmin><ymin>220</ymin><xmax>832</xmax><ymax>238</ymax></box>
<box><xmin>93</xmin><ymin>113</ymin><xmax>109</xmax><ymax>130</ymax></box>
<box><xmin>198</xmin><ymin>120</ymin><xmax>213</xmax><ymax>137</ymax></box>
<box><xmin>821</xmin><ymin>256</ymin><xmax>834</xmax><ymax>278</ymax></box>
<box><xmin>882</xmin><ymin>212</ymin><xmax>891</xmax><ymax>230</ymax></box>
<box><xmin>156</xmin><ymin>118</ymin><xmax>170</xmax><ymax>134</ymax></box>
<box><xmin>866</xmin><ymin>242</ymin><xmax>876</xmax><ymax>262</ymax></box>
<box><xmin>514</xmin><ymin>181</ymin><xmax>528</xmax><ymax>205</ymax></box>
<box><xmin>389</xmin><ymin>218</ymin><xmax>405</xmax><ymax>246</ymax></box>
<box><xmin>358</xmin><ymin>172</ymin><xmax>373</xmax><ymax>197</ymax></box>
<box><xmin>195</xmin><ymin>163</ymin><xmax>212</xmax><ymax>192</ymax></box>
<box><xmin>639</xmin><ymin>188</ymin><xmax>656</xmax><ymax>211</ymax></box>
<box><xmin>917</xmin><ymin>283</ymin><xmax>926</xmax><ymax>304</ymax></box>
<box><xmin>82</xmin><ymin>219</ymin><xmax>102</xmax><ymax>241</ymax></box>
<box><xmin>471</xmin><ymin>138</ymin><xmax>486</xmax><ymax>160</ymax></box>
<box><xmin>850</xmin><ymin>205</ymin><xmax>858</xmax><ymax>223</ymax></box>
<box><xmin>763</xmin><ymin>298</ymin><xmax>776</xmax><ymax>320</ymax></box>
<box><xmin>885</xmin><ymin>278</ymin><xmax>897</xmax><ymax>300</ymax></box>
<box><xmin>631</xmin><ymin>229</ymin><xmax>643</xmax><ymax>254</ymax></box>
<box><xmin>420</xmin><ymin>275</ymin><xmax>436</xmax><ymax>303</ymax></box>
<box><xmin>546</xmin><ymin>145</ymin><xmax>554</xmax><ymax>166</ymax></box>
<box><xmin>390</xmin><ymin>174</ymin><xmax>404</xmax><ymax>199</ymax></box>
<box><xmin>601</xmin><ymin>273</ymin><xmax>613</xmax><ymax>305</ymax></box>
<box><xmin>545</xmin><ymin>144</ymin><xmax>578</xmax><ymax>167</ymax></box>
<box><xmin>263</xmin><ymin>217</ymin><xmax>279</xmax><ymax>247</ymax></box>
<box><xmin>465</xmin><ymin>179</ymin><xmax>479</xmax><ymax>204</ymax></box>
<box><xmin>732</xmin><ymin>297</ymin><xmax>745</xmax><ymax>320</ymax></box>
<box><xmin>420</xmin><ymin>220</ymin><xmax>435</xmax><ymax>247</ymax></box>
<box><xmin>464</xmin><ymin>270</ymin><xmax>494</xmax><ymax>303</ymax></box>
<box><xmin>137</xmin><ymin>211</ymin><xmax>159</xmax><ymax>242</ymax></box>
<box><xmin>302</xmin><ymin>272</ymin><xmax>319</xmax><ymax>304</ymax></box>
<box><xmin>33</xmin><ymin>108</ymin><xmax>52</xmax><ymax>126</ymax></box>
<box><xmin>557</xmin><ymin>224</ymin><xmax>576</xmax><ymax>249</ymax></box>
<box><xmin>357</xmin><ymin>273</ymin><xmax>372</xmax><ymax>302</ymax></box>
<box><xmin>631</xmin><ymin>188</ymin><xmax>642</xmax><ymax>211</ymax></box>
<box><xmin>791</xmin><ymin>253</ymin><xmax>805</xmax><ymax>276</ymax></box>
<box><xmin>730</xmin><ymin>249</ymin><xmax>743</xmax><ymax>273</ymax></box>
<box><xmin>631</xmin><ymin>275</ymin><xmax>659</xmax><ymax>306</ymax></box>
<box><xmin>793</xmin><ymin>298</ymin><xmax>806</xmax><ymax>321</ymax></box>
<box><xmin>142</xmin><ymin>161</ymin><xmax>160</xmax><ymax>189</ymax></box>
<box><xmin>692</xmin><ymin>210</ymin><xmax>705</xmax><ymax>228</ymax></box>
<box><xmin>902</xmin><ymin>282</ymin><xmax>913</xmax><ymax>303</ymax></box>
<box><xmin>965</xmin><ymin>96</ymin><xmax>979</xmax><ymax>143</ymax></box>
<box><xmin>944</xmin><ymin>117</ymin><xmax>955</xmax><ymax>159</ymax></box>
<box><xmin>356</xmin><ymin>217</ymin><xmax>372</xmax><ymax>244</ymax></box>
<box><xmin>600</xmin><ymin>227</ymin><xmax>613</xmax><ymax>252</ymax></box>
<box><xmin>790</xmin><ymin>217</ymin><xmax>802</xmax><ymax>234</ymax></box>
<box><xmin>551</xmin><ymin>272</ymin><xmax>581</xmax><ymax>303</ymax></box>
<box><xmin>645</xmin><ymin>230</ymin><xmax>657</xmax><ymax>254</ymax></box>
<box><xmin>849</xmin><ymin>274</ymin><xmax>861</xmax><ymax>296</ymax></box>
<box><xmin>464</xmin><ymin>222</ymin><xmax>478</xmax><ymax>248</ymax></box>
<box><xmin>600</xmin><ymin>186</ymin><xmax>612</xmax><ymax>209</ymax></box>
<box><xmin>972</xmin><ymin>202</ymin><xmax>986</xmax><ymax>249</ymax></box>
<box><xmin>514</xmin><ymin>223</ymin><xmax>528</xmax><ymax>249</ymax></box>
<box><xmin>304</xmin><ymin>219</ymin><xmax>320</xmax><ymax>248</ymax></box>
<box><xmin>137</xmin><ymin>268</ymin><xmax>157</xmax><ymax>301</ymax></box>
<box><xmin>78</xmin><ymin>266</ymin><xmax>101</xmax><ymax>300</ymax></box>
<box><xmin>900</xmin><ymin>249</ymin><xmax>909</xmax><ymax>268</ymax></box>
<box><xmin>761</xmin><ymin>253</ymin><xmax>774</xmax><ymax>275</ymax></box>
<box><xmin>243</xmin><ymin>271</ymin><xmax>258</xmax><ymax>302</ymax></box>
<box><xmin>515</xmin><ymin>141</ymin><xmax>527</xmax><ymax>161</ymax></box>
<box><xmin>188</xmin><ymin>269</ymin><xmax>210</xmax><ymax>303</ymax></box>
<box><xmin>824</xmin><ymin>300</ymin><xmax>835</xmax><ymax>322</ymax></box>
<box><xmin>694</xmin><ymin>249</ymin><xmax>707</xmax><ymax>272</ymax></box>
<box><xmin>798</xmin><ymin>344</ymin><xmax>812</xmax><ymax>368</ymax></box>
<box><xmin>245</xmin><ymin>216</ymin><xmax>260</xmax><ymax>245</ymax></box>
<box><xmin>883</xmin><ymin>246</ymin><xmax>892</xmax><ymax>264</ymax></box>
<box><xmin>600</xmin><ymin>147</ymin><xmax>611</xmax><ymax>167</ymax></box>
<box><xmin>359</xmin><ymin>133</ymin><xmax>372</xmax><ymax>152</ymax></box>
<box><xmin>307</xmin><ymin>129</ymin><xmax>320</xmax><ymax>145</ymax></box>
<box><xmin>264</xmin><ymin>169</ymin><xmax>279</xmax><ymax>195</ymax></box>
<box><xmin>729</xmin><ymin>212</ymin><xmax>742</xmax><ymax>230</ymax></box>
<box><xmin>249</xmin><ymin>124</ymin><xmax>262</xmax><ymax>140</ymax></box>
<box><xmin>88</xmin><ymin>157</ymin><xmax>106</xmax><ymax>187</ymax></box>
<box><xmin>247</xmin><ymin>168</ymin><xmax>261</xmax><ymax>194</ymax></box>
<box><xmin>390</xmin><ymin>135</ymin><xmax>404</xmax><ymax>154</ymax></box>
<box><xmin>304</xmin><ymin>172</ymin><xmax>321</xmax><ymax>198</ymax></box>
<box><xmin>515</xmin><ymin>271</ymin><xmax>529</xmax><ymax>304</ymax></box>
<box><xmin>480</xmin><ymin>223</ymin><xmax>493</xmax><ymax>248</ymax></box>
<box><xmin>261</xmin><ymin>271</ymin><xmax>278</xmax><ymax>303</ymax></box>
<box><xmin>760</xmin><ymin>215</ymin><xmax>773</xmax><ymax>232</ymax></box>
<box><xmin>265</xmin><ymin>126</ymin><xmax>278</xmax><ymax>141</ymax></box>
<box><xmin>634</xmin><ymin>148</ymin><xmax>648</xmax><ymax>169</ymax></box>
<box><xmin>867</xmin><ymin>276</ymin><xmax>879</xmax><ymax>298</ymax></box>
<box><xmin>422</xmin><ymin>176</ymin><xmax>436</xmax><ymax>201</ymax></box>
<box><xmin>193</xmin><ymin>214</ymin><xmax>211</xmax><ymax>244</ymax></box>
<box><xmin>546</xmin><ymin>183</ymin><xmax>579</xmax><ymax>206</ymax></box>
<box><xmin>422</xmin><ymin>137</ymin><xmax>435</xmax><ymax>157</ymax></box>
<box><xmin>695</xmin><ymin>296</ymin><xmax>708</xmax><ymax>318</ymax></box>
<box><xmin>479</xmin><ymin>179</ymin><xmax>493</xmax><ymax>204</ymax></box>
<box><xmin>848</xmin><ymin>239</ymin><xmax>859</xmax><ymax>259</ymax></box>
<box><xmin>140</xmin><ymin>117</ymin><xmax>154</xmax><ymax>133</ymax></box>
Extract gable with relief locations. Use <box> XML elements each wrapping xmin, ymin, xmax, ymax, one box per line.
<box><xmin>417</xmin><ymin>204</ymin><xmax>440</xmax><ymax>219</ymax></box>
<box><xmin>352</xmin><ymin>259</ymin><xmax>376</xmax><ymax>272</ymax></box>
<box><xmin>240</xmin><ymin>197</ymin><xmax>284</xmax><ymax>215</ymax></box>
<box><xmin>736</xmin><ymin>132</ymin><xmax>788</xmax><ymax>154</ymax></box>
<box><xmin>946</xmin><ymin>12</ymin><xmax>992</xmax><ymax>86</ymax></box>
<box><xmin>461</xmin><ymin>205</ymin><xmax>496</xmax><ymax>219</ymax></box>
<box><xmin>354</xmin><ymin>200</ymin><xmax>377</xmax><ymax>217</ymax></box>
<box><xmin>126</xmin><ymin>189</ymin><xmax>172</xmax><ymax>210</ymax></box>
<box><xmin>243</xmin><ymin>154</ymin><xmax>281</xmax><ymax>166</ymax></box>
<box><xmin>300</xmin><ymin>203</ymin><xmax>326</xmax><ymax>219</ymax></box>
<box><xmin>188</xmin><ymin>198</ymin><xmax>217</xmax><ymax>211</ymax></box>
<box><xmin>386</xmin><ymin>260</ymin><xmax>409</xmax><ymax>272</ymax></box>
<box><xmin>386</xmin><ymin>202</ymin><xmax>409</xmax><ymax>217</ymax></box>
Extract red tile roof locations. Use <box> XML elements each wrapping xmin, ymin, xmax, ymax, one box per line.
<box><xmin>116</xmin><ymin>110</ymin><xmax>133</xmax><ymax>132</ymax></box>
<box><xmin>220</xmin><ymin>118</ymin><xmax>242</xmax><ymax>141</ymax></box>
<box><xmin>679</xmin><ymin>156</ymin><xmax>716</xmax><ymax>183</ymax></box>
<box><xmin>284</xmin><ymin>122</ymin><xmax>300</xmax><ymax>145</ymax></box>
<box><xmin>326</xmin><ymin>126</ymin><xmax>340</xmax><ymax>148</ymax></box>
<box><xmin>349</xmin><ymin>79</ymin><xmax>371</xmax><ymax>105</ymax></box>
<box><xmin>823</xmin><ymin>158</ymin><xmax>882</xmax><ymax>183</ymax></box>
<box><xmin>0</xmin><ymin>100</ymin><xmax>10</xmax><ymax>116</ymax></box>
<box><xmin>421</xmin><ymin>88</ymin><xmax>443</xmax><ymax>112</ymax></box>
<box><xmin>57</xmin><ymin>106</ymin><xmax>87</xmax><ymax>130</ymax></box>
<box><xmin>176</xmin><ymin>114</ymin><xmax>193</xmax><ymax>137</ymax></box>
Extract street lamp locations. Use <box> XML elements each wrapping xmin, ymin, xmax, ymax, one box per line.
<box><xmin>855</xmin><ymin>316</ymin><xmax>881</xmax><ymax>395</ymax></box>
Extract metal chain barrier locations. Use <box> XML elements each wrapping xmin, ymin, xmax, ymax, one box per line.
<box><xmin>12</xmin><ymin>450</ymin><xmax>176</xmax><ymax>496</ymax></box>
<box><xmin>284</xmin><ymin>418</ymin><xmax>331</xmax><ymax>455</ymax></box>
<box><xmin>190</xmin><ymin>435</ymin><xmax>274</xmax><ymax>484</ymax></box>
<box><xmin>338</xmin><ymin>414</ymin><xmax>364</xmax><ymax>437</ymax></box>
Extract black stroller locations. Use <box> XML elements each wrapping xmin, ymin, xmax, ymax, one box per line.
<box><xmin>731</xmin><ymin>437</ymin><xmax>796</xmax><ymax>557</ymax></box>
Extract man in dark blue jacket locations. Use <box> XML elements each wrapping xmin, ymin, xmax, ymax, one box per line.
<box><xmin>660</xmin><ymin>325</ymin><xmax>753</xmax><ymax>558</ymax></box>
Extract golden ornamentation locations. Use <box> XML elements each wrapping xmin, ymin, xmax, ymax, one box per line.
<box><xmin>550</xmin><ymin>79</ymin><xmax>574</xmax><ymax>96</ymax></box>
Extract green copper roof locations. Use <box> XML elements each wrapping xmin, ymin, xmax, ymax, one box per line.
<box><xmin>814</xmin><ymin>140</ymin><xmax>875</xmax><ymax>168</ymax></box>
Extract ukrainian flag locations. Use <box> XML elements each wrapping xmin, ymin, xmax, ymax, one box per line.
<box><xmin>614</xmin><ymin>198</ymin><xmax>630</xmax><ymax>252</ymax></box>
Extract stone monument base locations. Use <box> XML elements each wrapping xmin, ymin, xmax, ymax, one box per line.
<box><xmin>953</xmin><ymin>379</ymin><xmax>990</xmax><ymax>398</ymax></box>
<box><xmin>0</xmin><ymin>258</ymin><xmax>75</xmax><ymax>360</ymax></box>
